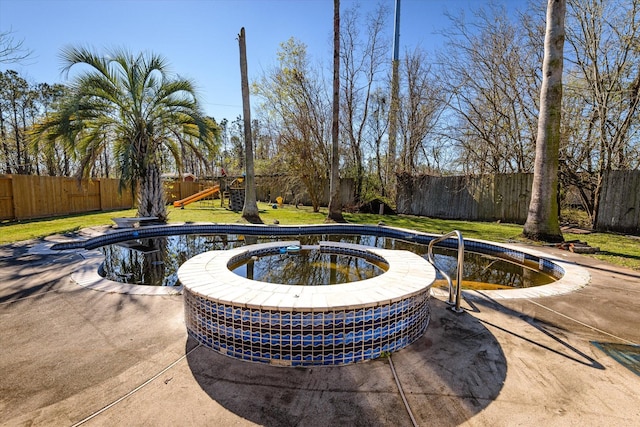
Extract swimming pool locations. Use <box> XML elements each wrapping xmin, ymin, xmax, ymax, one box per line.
<box><xmin>50</xmin><ymin>222</ymin><xmax>588</xmax><ymax>300</ymax></box>
<box><xmin>96</xmin><ymin>233</ymin><xmax>555</xmax><ymax>289</ymax></box>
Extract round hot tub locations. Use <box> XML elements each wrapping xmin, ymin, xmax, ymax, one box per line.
<box><xmin>178</xmin><ymin>241</ymin><xmax>436</xmax><ymax>366</ymax></box>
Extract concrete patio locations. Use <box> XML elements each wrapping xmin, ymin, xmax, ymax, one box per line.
<box><xmin>1</xmin><ymin>230</ymin><xmax>639</xmax><ymax>426</ymax></box>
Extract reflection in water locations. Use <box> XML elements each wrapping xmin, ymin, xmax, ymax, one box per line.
<box><xmin>230</xmin><ymin>249</ymin><xmax>386</xmax><ymax>285</ymax></box>
<box><xmin>101</xmin><ymin>237</ymin><xmax>168</xmax><ymax>286</ymax></box>
<box><xmin>99</xmin><ymin>234</ymin><xmax>555</xmax><ymax>288</ymax></box>
<box><xmin>100</xmin><ymin>234</ymin><xmax>249</xmax><ymax>286</ymax></box>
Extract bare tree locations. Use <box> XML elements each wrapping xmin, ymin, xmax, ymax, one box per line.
<box><xmin>439</xmin><ymin>4</ymin><xmax>540</xmax><ymax>175</ymax></box>
<box><xmin>339</xmin><ymin>3</ymin><xmax>388</xmax><ymax>205</ymax></box>
<box><xmin>523</xmin><ymin>0</ymin><xmax>566</xmax><ymax>242</ymax></box>
<box><xmin>253</xmin><ymin>38</ymin><xmax>331</xmax><ymax>212</ymax></box>
<box><xmin>365</xmin><ymin>88</ymin><xmax>390</xmax><ymax>197</ymax></box>
<box><xmin>561</xmin><ymin>0</ymin><xmax>640</xmax><ymax>224</ymax></box>
<box><xmin>397</xmin><ymin>48</ymin><xmax>446</xmax><ymax>174</ymax></box>
<box><xmin>0</xmin><ymin>29</ymin><xmax>32</xmax><ymax>64</ymax></box>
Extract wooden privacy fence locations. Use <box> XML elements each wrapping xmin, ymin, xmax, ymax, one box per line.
<box><xmin>397</xmin><ymin>173</ymin><xmax>534</xmax><ymax>224</ymax></box>
<box><xmin>255</xmin><ymin>177</ymin><xmax>355</xmax><ymax>207</ymax></box>
<box><xmin>4</xmin><ymin>172</ymin><xmax>637</xmax><ymax>234</ymax></box>
<box><xmin>0</xmin><ymin>174</ymin><xmax>351</xmax><ymax>222</ymax></box>
<box><xmin>397</xmin><ymin>171</ymin><xmax>640</xmax><ymax>234</ymax></box>
<box><xmin>164</xmin><ymin>180</ymin><xmax>200</xmax><ymax>204</ymax></box>
<box><xmin>595</xmin><ymin>170</ymin><xmax>640</xmax><ymax>234</ymax></box>
<box><xmin>0</xmin><ymin>175</ymin><xmax>134</xmax><ymax>221</ymax></box>
<box><xmin>0</xmin><ymin>175</ymin><xmax>203</xmax><ymax>221</ymax></box>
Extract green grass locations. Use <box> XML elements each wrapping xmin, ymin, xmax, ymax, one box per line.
<box><xmin>562</xmin><ymin>231</ymin><xmax>640</xmax><ymax>270</ymax></box>
<box><xmin>0</xmin><ymin>209</ymin><xmax>138</xmax><ymax>244</ymax></box>
<box><xmin>2</xmin><ymin>200</ymin><xmax>638</xmax><ymax>271</ymax></box>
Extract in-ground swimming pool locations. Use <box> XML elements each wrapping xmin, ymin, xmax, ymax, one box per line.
<box><xmin>98</xmin><ymin>233</ymin><xmax>556</xmax><ymax>288</ymax></box>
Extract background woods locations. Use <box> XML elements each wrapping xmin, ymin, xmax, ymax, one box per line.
<box><xmin>0</xmin><ymin>0</ymin><xmax>638</xmax><ymax>231</ymax></box>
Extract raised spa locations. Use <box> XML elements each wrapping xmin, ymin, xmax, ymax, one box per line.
<box><xmin>229</xmin><ymin>245</ymin><xmax>388</xmax><ymax>285</ymax></box>
<box><xmin>179</xmin><ymin>241</ymin><xmax>436</xmax><ymax>366</ymax></box>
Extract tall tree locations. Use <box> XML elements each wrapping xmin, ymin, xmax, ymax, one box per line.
<box><xmin>0</xmin><ymin>70</ymin><xmax>31</xmax><ymax>174</ymax></box>
<box><xmin>31</xmin><ymin>47</ymin><xmax>218</xmax><ymax>221</ymax></box>
<box><xmin>439</xmin><ymin>4</ymin><xmax>540</xmax><ymax>175</ymax></box>
<box><xmin>398</xmin><ymin>48</ymin><xmax>445</xmax><ymax>173</ymax></box>
<box><xmin>340</xmin><ymin>3</ymin><xmax>388</xmax><ymax>204</ymax></box>
<box><xmin>523</xmin><ymin>0</ymin><xmax>566</xmax><ymax>242</ymax></box>
<box><xmin>561</xmin><ymin>0</ymin><xmax>640</xmax><ymax>224</ymax></box>
<box><xmin>327</xmin><ymin>0</ymin><xmax>345</xmax><ymax>222</ymax></box>
<box><xmin>238</xmin><ymin>27</ymin><xmax>262</xmax><ymax>224</ymax></box>
<box><xmin>387</xmin><ymin>0</ymin><xmax>401</xmax><ymax>197</ymax></box>
<box><xmin>253</xmin><ymin>38</ymin><xmax>331</xmax><ymax>212</ymax></box>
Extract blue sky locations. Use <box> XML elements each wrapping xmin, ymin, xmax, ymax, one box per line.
<box><xmin>0</xmin><ymin>0</ymin><xmax>525</xmax><ymax>122</ymax></box>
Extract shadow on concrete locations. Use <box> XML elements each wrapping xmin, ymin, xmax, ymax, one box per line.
<box><xmin>466</xmin><ymin>295</ymin><xmax>605</xmax><ymax>369</ymax></box>
<box><xmin>186</xmin><ymin>299</ymin><xmax>507</xmax><ymax>426</ymax></box>
<box><xmin>388</xmin><ymin>299</ymin><xmax>508</xmax><ymax>425</ymax></box>
<box><xmin>0</xmin><ymin>253</ymin><xmax>82</xmax><ymax>303</ymax></box>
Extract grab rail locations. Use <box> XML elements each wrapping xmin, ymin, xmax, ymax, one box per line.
<box><xmin>427</xmin><ymin>230</ymin><xmax>465</xmax><ymax>313</ymax></box>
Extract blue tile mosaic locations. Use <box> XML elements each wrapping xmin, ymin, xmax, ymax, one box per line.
<box><xmin>184</xmin><ymin>287</ymin><xmax>431</xmax><ymax>366</ymax></box>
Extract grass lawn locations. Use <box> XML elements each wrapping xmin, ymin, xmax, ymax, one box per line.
<box><xmin>2</xmin><ymin>201</ymin><xmax>638</xmax><ymax>271</ymax></box>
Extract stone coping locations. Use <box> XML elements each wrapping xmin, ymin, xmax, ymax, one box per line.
<box><xmin>178</xmin><ymin>241</ymin><xmax>436</xmax><ymax>311</ymax></box>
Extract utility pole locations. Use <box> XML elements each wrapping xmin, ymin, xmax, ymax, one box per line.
<box><xmin>387</xmin><ymin>0</ymin><xmax>401</xmax><ymax>198</ymax></box>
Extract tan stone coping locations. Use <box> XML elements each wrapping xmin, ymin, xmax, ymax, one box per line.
<box><xmin>178</xmin><ymin>241</ymin><xmax>437</xmax><ymax>311</ymax></box>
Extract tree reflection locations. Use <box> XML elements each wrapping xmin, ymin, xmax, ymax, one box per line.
<box><xmin>234</xmin><ymin>250</ymin><xmax>384</xmax><ymax>286</ymax></box>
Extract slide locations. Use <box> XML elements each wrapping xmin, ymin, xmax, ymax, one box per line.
<box><xmin>173</xmin><ymin>185</ymin><xmax>220</xmax><ymax>208</ymax></box>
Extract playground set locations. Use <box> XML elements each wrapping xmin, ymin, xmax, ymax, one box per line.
<box><xmin>172</xmin><ymin>177</ymin><xmax>246</xmax><ymax>211</ymax></box>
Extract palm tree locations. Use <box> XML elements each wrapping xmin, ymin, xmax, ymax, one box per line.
<box><xmin>31</xmin><ymin>47</ymin><xmax>219</xmax><ymax>221</ymax></box>
<box><xmin>523</xmin><ymin>0</ymin><xmax>565</xmax><ymax>242</ymax></box>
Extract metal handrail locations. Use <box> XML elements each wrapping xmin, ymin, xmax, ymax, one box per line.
<box><xmin>427</xmin><ymin>230</ymin><xmax>465</xmax><ymax>313</ymax></box>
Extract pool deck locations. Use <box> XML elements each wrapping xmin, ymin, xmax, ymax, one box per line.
<box><xmin>1</xmin><ymin>227</ymin><xmax>639</xmax><ymax>426</ymax></box>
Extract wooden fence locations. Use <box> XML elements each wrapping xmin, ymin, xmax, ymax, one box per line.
<box><xmin>164</xmin><ymin>180</ymin><xmax>200</xmax><ymax>204</ymax></box>
<box><xmin>595</xmin><ymin>170</ymin><xmax>640</xmax><ymax>234</ymax></box>
<box><xmin>0</xmin><ymin>175</ymin><xmax>201</xmax><ymax>221</ymax></box>
<box><xmin>254</xmin><ymin>177</ymin><xmax>355</xmax><ymax>207</ymax></box>
<box><xmin>397</xmin><ymin>171</ymin><xmax>639</xmax><ymax>234</ymax></box>
<box><xmin>4</xmin><ymin>172</ymin><xmax>636</xmax><ymax>234</ymax></box>
<box><xmin>0</xmin><ymin>175</ymin><xmax>133</xmax><ymax>221</ymax></box>
<box><xmin>0</xmin><ymin>174</ymin><xmax>354</xmax><ymax>221</ymax></box>
<box><xmin>397</xmin><ymin>173</ymin><xmax>534</xmax><ymax>224</ymax></box>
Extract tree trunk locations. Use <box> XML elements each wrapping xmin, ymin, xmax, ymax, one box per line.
<box><xmin>0</xmin><ymin>103</ymin><xmax>11</xmax><ymax>173</ymax></box>
<box><xmin>327</xmin><ymin>0</ymin><xmax>345</xmax><ymax>222</ymax></box>
<box><xmin>238</xmin><ymin>27</ymin><xmax>262</xmax><ymax>224</ymax></box>
<box><xmin>138</xmin><ymin>162</ymin><xmax>167</xmax><ymax>221</ymax></box>
<box><xmin>523</xmin><ymin>0</ymin><xmax>565</xmax><ymax>242</ymax></box>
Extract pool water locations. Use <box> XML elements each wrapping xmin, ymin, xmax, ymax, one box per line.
<box><xmin>98</xmin><ymin>234</ymin><xmax>556</xmax><ymax>288</ymax></box>
<box><xmin>229</xmin><ymin>249</ymin><xmax>387</xmax><ymax>285</ymax></box>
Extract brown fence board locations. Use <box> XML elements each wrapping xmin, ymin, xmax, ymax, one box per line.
<box><xmin>164</xmin><ymin>181</ymin><xmax>201</xmax><ymax>203</ymax></box>
<box><xmin>494</xmin><ymin>174</ymin><xmax>533</xmax><ymax>223</ymax></box>
<box><xmin>0</xmin><ymin>176</ymin><xmax>14</xmax><ymax>220</ymax></box>
<box><xmin>595</xmin><ymin>170</ymin><xmax>640</xmax><ymax>234</ymax></box>
<box><xmin>99</xmin><ymin>179</ymin><xmax>134</xmax><ymax>210</ymax></box>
